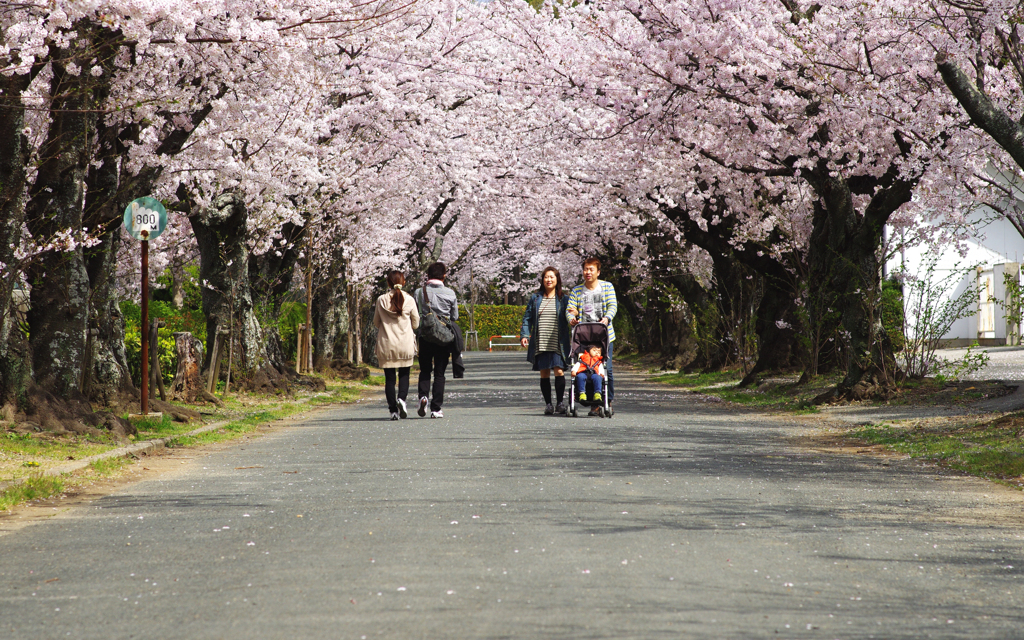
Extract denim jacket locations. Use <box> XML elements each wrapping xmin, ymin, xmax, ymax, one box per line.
<box><xmin>520</xmin><ymin>292</ymin><xmax>571</xmax><ymax>365</ymax></box>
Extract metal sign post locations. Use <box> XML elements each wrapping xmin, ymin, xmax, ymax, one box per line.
<box><xmin>123</xmin><ymin>197</ymin><xmax>168</xmax><ymax>415</ymax></box>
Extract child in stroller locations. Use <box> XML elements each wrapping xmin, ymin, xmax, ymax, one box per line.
<box><xmin>568</xmin><ymin>323</ymin><xmax>613</xmax><ymax>418</ymax></box>
<box><xmin>571</xmin><ymin>344</ymin><xmax>605</xmax><ymax>401</ymax></box>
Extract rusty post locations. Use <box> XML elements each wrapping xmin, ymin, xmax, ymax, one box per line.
<box><xmin>141</xmin><ymin>239</ymin><xmax>149</xmax><ymax>415</ymax></box>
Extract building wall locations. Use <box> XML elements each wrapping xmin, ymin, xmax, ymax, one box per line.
<box><xmin>887</xmin><ymin>210</ymin><xmax>1024</xmax><ymax>345</ymax></box>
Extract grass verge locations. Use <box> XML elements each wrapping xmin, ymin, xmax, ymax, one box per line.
<box><xmin>650</xmin><ymin>369</ymin><xmax>825</xmax><ymax>413</ymax></box>
<box><xmin>649</xmin><ymin>369</ymin><xmax>1013</xmax><ymax>414</ymax></box>
<box><xmin>1</xmin><ymin>374</ymin><xmax>381</xmax><ymax>511</ymax></box>
<box><xmin>850</xmin><ymin>415</ymin><xmax>1024</xmax><ymax>488</ymax></box>
<box><xmin>0</xmin><ymin>475</ymin><xmax>66</xmax><ymax>511</ymax></box>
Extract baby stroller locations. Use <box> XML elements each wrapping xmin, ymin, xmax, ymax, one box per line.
<box><xmin>568</xmin><ymin>322</ymin><xmax>613</xmax><ymax>418</ymax></box>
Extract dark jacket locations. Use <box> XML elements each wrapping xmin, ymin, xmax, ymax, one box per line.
<box><xmin>520</xmin><ymin>292</ymin><xmax>571</xmax><ymax>365</ymax></box>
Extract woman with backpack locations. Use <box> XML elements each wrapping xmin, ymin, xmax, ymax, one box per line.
<box><xmin>373</xmin><ymin>270</ymin><xmax>420</xmax><ymax>420</ymax></box>
<box><xmin>413</xmin><ymin>262</ymin><xmax>459</xmax><ymax>418</ymax></box>
<box><xmin>520</xmin><ymin>266</ymin><xmax>572</xmax><ymax>414</ymax></box>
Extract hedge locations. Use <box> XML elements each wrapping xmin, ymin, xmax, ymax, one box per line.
<box><xmin>880</xmin><ymin>279</ymin><xmax>906</xmax><ymax>353</ymax></box>
<box><xmin>456</xmin><ymin>304</ymin><xmax>526</xmax><ymax>349</ymax></box>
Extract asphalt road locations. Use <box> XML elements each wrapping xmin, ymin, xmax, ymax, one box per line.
<box><xmin>1</xmin><ymin>352</ymin><xmax>1022</xmax><ymax>639</ymax></box>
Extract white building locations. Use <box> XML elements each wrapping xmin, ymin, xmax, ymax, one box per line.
<box><xmin>888</xmin><ymin>211</ymin><xmax>1024</xmax><ymax>347</ymax></box>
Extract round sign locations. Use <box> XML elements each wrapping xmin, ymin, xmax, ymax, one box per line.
<box><xmin>123</xmin><ymin>197</ymin><xmax>168</xmax><ymax>241</ymax></box>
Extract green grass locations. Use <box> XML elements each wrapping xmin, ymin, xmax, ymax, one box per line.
<box><xmin>169</xmin><ymin>406</ymin><xmax>306</xmax><ymax>447</ymax></box>
<box><xmin>0</xmin><ymin>475</ymin><xmax>66</xmax><ymax>511</ymax></box>
<box><xmin>650</xmin><ymin>369</ymin><xmax>822</xmax><ymax>413</ymax></box>
<box><xmin>1</xmin><ymin>431</ymin><xmax>113</xmax><ymax>461</ymax></box>
<box><xmin>851</xmin><ymin>417</ymin><xmax>1024</xmax><ymax>487</ymax></box>
<box><xmin>308</xmin><ymin>386</ymin><xmax>364</xmax><ymax>405</ymax></box>
<box><xmin>88</xmin><ymin>456</ymin><xmax>132</xmax><ymax>475</ymax></box>
<box><xmin>651</xmin><ymin>370</ymin><xmax>744</xmax><ymax>388</ymax></box>
<box><xmin>0</xmin><ymin>373</ymin><xmax>381</xmax><ymax>511</ymax></box>
<box><xmin>133</xmin><ymin>413</ymin><xmax>183</xmax><ymax>438</ymax></box>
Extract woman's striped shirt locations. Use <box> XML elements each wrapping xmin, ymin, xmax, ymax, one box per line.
<box><xmin>536</xmin><ymin>296</ymin><xmax>560</xmax><ymax>353</ymax></box>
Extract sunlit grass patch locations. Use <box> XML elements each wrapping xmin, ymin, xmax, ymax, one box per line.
<box><xmin>851</xmin><ymin>416</ymin><xmax>1024</xmax><ymax>487</ymax></box>
<box><xmin>1</xmin><ymin>431</ymin><xmax>113</xmax><ymax>461</ymax></box>
<box><xmin>0</xmin><ymin>475</ymin><xmax>65</xmax><ymax>511</ymax></box>
<box><xmin>887</xmin><ymin>379</ymin><xmax>1014</xmax><ymax>407</ymax></box>
<box><xmin>132</xmin><ymin>413</ymin><xmax>182</xmax><ymax>438</ymax></box>
<box><xmin>651</xmin><ymin>369</ymin><xmax>827</xmax><ymax>413</ymax></box>
<box><xmin>363</xmin><ymin>375</ymin><xmax>386</xmax><ymax>387</ymax></box>
<box><xmin>169</xmin><ymin>405</ymin><xmax>306</xmax><ymax>447</ymax></box>
<box><xmin>308</xmin><ymin>382</ymin><xmax>365</xmax><ymax>405</ymax></box>
<box><xmin>88</xmin><ymin>456</ymin><xmax>132</xmax><ymax>476</ymax></box>
<box><xmin>651</xmin><ymin>370</ymin><xmax>744</xmax><ymax>388</ymax></box>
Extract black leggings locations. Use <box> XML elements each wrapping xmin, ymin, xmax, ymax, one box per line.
<box><xmin>384</xmin><ymin>367</ymin><xmax>410</xmax><ymax>414</ymax></box>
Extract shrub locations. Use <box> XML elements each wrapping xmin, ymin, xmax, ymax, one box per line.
<box><xmin>122</xmin><ymin>299</ymin><xmax>207</xmax><ymax>386</ymax></box>
<box><xmin>881</xmin><ymin>278</ymin><xmax>906</xmax><ymax>353</ymax></box>
<box><xmin>457</xmin><ymin>304</ymin><xmax>526</xmax><ymax>349</ymax></box>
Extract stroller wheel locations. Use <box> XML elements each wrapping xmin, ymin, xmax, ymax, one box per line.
<box><xmin>606</xmin><ymin>405</ymin><xmax>614</xmax><ymax>418</ymax></box>
<box><xmin>596</xmin><ymin>407</ymin><xmax>605</xmax><ymax>418</ymax></box>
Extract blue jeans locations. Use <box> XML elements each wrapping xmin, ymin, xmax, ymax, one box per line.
<box><xmin>606</xmin><ymin>340</ymin><xmax>614</xmax><ymax>402</ymax></box>
<box><xmin>576</xmin><ymin>371</ymin><xmax>603</xmax><ymax>396</ymax></box>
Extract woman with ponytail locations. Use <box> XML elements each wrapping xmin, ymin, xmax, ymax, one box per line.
<box><xmin>373</xmin><ymin>270</ymin><xmax>420</xmax><ymax>420</ymax></box>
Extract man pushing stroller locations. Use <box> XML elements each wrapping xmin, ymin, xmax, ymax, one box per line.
<box><xmin>567</xmin><ymin>256</ymin><xmax>618</xmax><ymax>416</ymax></box>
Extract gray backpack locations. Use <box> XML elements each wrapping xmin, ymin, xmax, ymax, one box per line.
<box><xmin>416</xmin><ymin>287</ymin><xmax>455</xmax><ymax>345</ymax></box>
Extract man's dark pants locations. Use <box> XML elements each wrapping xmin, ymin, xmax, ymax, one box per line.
<box><xmin>418</xmin><ymin>339</ymin><xmax>451</xmax><ymax>412</ymax></box>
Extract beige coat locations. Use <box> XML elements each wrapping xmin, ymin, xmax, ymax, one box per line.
<box><xmin>373</xmin><ymin>289</ymin><xmax>420</xmax><ymax>368</ymax></box>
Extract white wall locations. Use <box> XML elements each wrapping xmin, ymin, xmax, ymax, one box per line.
<box><xmin>887</xmin><ymin>208</ymin><xmax>1024</xmax><ymax>343</ymax></box>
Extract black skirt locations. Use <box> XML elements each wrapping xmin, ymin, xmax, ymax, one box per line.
<box><xmin>533</xmin><ymin>351</ymin><xmax>566</xmax><ymax>372</ymax></box>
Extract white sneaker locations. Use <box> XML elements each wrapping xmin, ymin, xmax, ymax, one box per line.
<box><xmin>397</xmin><ymin>398</ymin><xmax>408</xmax><ymax>419</ymax></box>
<box><xmin>430</xmin><ymin>410</ymin><xmax>443</xmax><ymax>419</ymax></box>
<box><xmin>418</xmin><ymin>397</ymin><xmax>428</xmax><ymax>417</ymax></box>
<box><xmin>390</xmin><ymin>412</ymin><xmax>399</xmax><ymax>421</ymax></box>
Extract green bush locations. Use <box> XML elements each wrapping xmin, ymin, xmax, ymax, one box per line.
<box><xmin>122</xmin><ymin>299</ymin><xmax>207</xmax><ymax>386</ymax></box>
<box><xmin>457</xmin><ymin>304</ymin><xmax>526</xmax><ymax>349</ymax></box>
<box><xmin>881</xmin><ymin>279</ymin><xmax>906</xmax><ymax>353</ymax></box>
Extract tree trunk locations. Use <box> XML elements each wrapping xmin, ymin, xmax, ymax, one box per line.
<box><xmin>806</xmin><ymin>167</ymin><xmax>913</xmax><ymax>401</ymax></box>
<box><xmin>23</xmin><ymin>36</ymin><xmax>104</xmax><ymax>399</ymax></box>
<box><xmin>354</xmin><ymin>293</ymin><xmax>363</xmax><ymax>365</ymax></box>
<box><xmin>738</xmin><ymin>273</ymin><xmax>802</xmax><ymax>387</ymax></box>
<box><xmin>83</xmin><ymin>230</ymin><xmax>135</xmax><ymax>405</ymax></box>
<box><xmin>249</xmin><ymin>221</ymin><xmax>305</xmax><ymax>373</ymax></box>
<box><xmin>171</xmin><ymin>332</ymin><xmax>204</xmax><ymax>402</ymax></box>
<box><xmin>188</xmin><ymin>191</ymin><xmax>283</xmax><ymax>392</ymax></box>
<box><xmin>312</xmin><ymin>263</ymin><xmax>348</xmax><ymax>370</ymax></box>
<box><xmin>660</xmin><ymin>199</ymin><xmax>804</xmax><ymax>380</ymax></box>
<box><xmin>659</xmin><ymin>275</ymin><xmax>707</xmax><ymax>371</ymax></box>
<box><xmin>0</xmin><ymin>70</ymin><xmax>36</xmax><ymax>406</ymax></box>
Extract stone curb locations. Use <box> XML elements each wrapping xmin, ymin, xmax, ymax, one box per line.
<box><xmin>0</xmin><ymin>419</ymin><xmax>232</xmax><ymax>495</ymax></box>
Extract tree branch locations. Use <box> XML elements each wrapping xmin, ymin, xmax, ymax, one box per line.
<box><xmin>936</xmin><ymin>51</ymin><xmax>1024</xmax><ymax>170</ymax></box>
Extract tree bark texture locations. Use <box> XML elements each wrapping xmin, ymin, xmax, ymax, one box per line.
<box><xmin>23</xmin><ymin>33</ymin><xmax>106</xmax><ymax>399</ymax></box>
<box><xmin>249</xmin><ymin>220</ymin><xmax>306</xmax><ymax>373</ymax></box>
<box><xmin>249</xmin><ymin>221</ymin><xmax>306</xmax><ymax>316</ymax></box>
<box><xmin>83</xmin><ymin>230</ymin><xmax>135</xmax><ymax>404</ymax></box>
<box><xmin>0</xmin><ymin>70</ymin><xmax>36</xmax><ymax>406</ymax></box>
<box><xmin>312</xmin><ymin>257</ymin><xmax>348</xmax><ymax>370</ymax></box>
<box><xmin>660</xmin><ymin>199</ymin><xmax>804</xmax><ymax>383</ymax></box>
<box><xmin>603</xmin><ymin>222</ymin><xmax>702</xmax><ymax>368</ymax></box>
<box><xmin>805</xmin><ymin>162</ymin><xmax>916</xmax><ymax>400</ymax></box>
<box><xmin>188</xmin><ymin>192</ymin><xmax>282</xmax><ymax>392</ymax></box>
<box><xmin>171</xmin><ymin>332</ymin><xmax>204</xmax><ymax>402</ymax></box>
